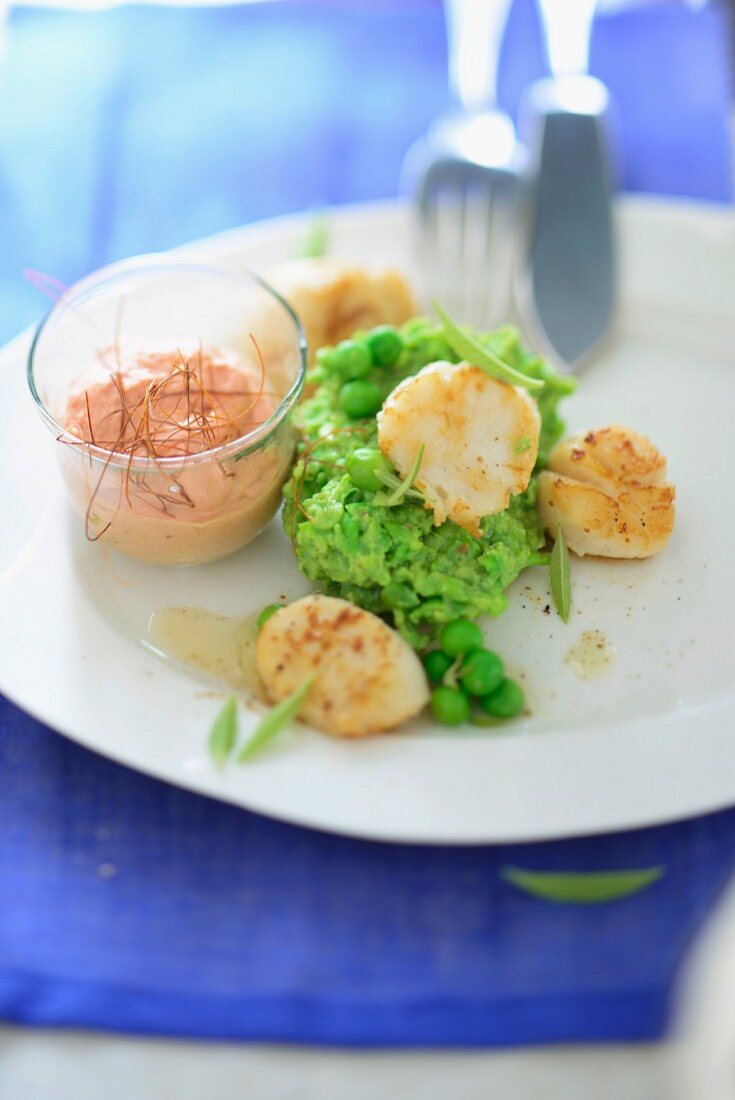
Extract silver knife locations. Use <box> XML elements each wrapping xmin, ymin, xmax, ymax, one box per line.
<box><xmin>519</xmin><ymin>0</ymin><xmax>616</xmax><ymax>370</ymax></box>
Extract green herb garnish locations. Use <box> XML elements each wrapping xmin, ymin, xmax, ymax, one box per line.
<box><xmin>256</xmin><ymin>603</ymin><xmax>282</xmax><ymax>631</ymax></box>
<box><xmin>374</xmin><ymin>445</ymin><xmax>425</xmax><ymax>507</ymax></box>
<box><xmin>550</xmin><ymin>525</ymin><xmax>572</xmax><ymax>623</ymax></box>
<box><xmin>238</xmin><ymin>675</ymin><xmax>315</xmax><ymax>763</ymax></box>
<box><xmin>373</xmin><ymin>468</ymin><xmax>423</xmax><ymax>500</ymax></box>
<box><xmin>434</xmin><ymin>303</ymin><xmax>544</xmax><ymax>392</ymax></box>
<box><xmin>513</xmin><ymin>436</ymin><xmax>532</xmax><ymax>456</ymax></box>
<box><xmin>208</xmin><ymin>695</ymin><xmax>239</xmax><ymax>765</ymax></box>
<box><xmin>298</xmin><ymin>214</ymin><xmax>329</xmax><ymax>259</ymax></box>
<box><xmin>440</xmin><ymin>656</ymin><xmax>462</xmax><ymax>690</ymax></box>
<box><xmin>501</xmin><ymin>865</ymin><xmax>665</xmax><ymax>904</ymax></box>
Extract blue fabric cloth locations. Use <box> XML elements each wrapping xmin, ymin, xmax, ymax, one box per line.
<box><xmin>3</xmin><ymin>707</ymin><xmax>735</xmax><ymax>1046</ymax></box>
<box><xmin>0</xmin><ymin>0</ymin><xmax>733</xmax><ymax>1045</ymax></box>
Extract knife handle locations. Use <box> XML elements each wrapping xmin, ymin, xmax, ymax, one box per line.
<box><xmin>519</xmin><ymin>75</ymin><xmax>616</xmax><ymax>369</ymax></box>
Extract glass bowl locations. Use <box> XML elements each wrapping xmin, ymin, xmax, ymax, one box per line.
<box><xmin>28</xmin><ymin>255</ymin><xmax>306</xmax><ymax>566</ymax></box>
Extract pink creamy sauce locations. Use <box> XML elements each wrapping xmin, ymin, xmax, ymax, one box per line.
<box><xmin>59</xmin><ymin>342</ymin><xmax>293</xmax><ymax>564</ymax></box>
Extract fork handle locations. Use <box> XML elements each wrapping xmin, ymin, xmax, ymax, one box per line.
<box><xmin>537</xmin><ymin>0</ymin><xmax>597</xmax><ymax>79</ymax></box>
<box><xmin>444</xmin><ymin>0</ymin><xmax>514</xmax><ymax>114</ymax></box>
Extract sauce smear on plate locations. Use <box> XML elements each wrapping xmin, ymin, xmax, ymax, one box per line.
<box><xmin>148</xmin><ymin>606</ymin><xmax>265</xmax><ymax>698</ymax></box>
<box><xmin>565</xmin><ymin>630</ymin><xmax>616</xmax><ymax>681</ymax></box>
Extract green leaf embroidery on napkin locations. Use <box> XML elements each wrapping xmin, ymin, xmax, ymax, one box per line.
<box><xmin>500</xmin><ymin>865</ymin><xmax>665</xmax><ymax>904</ymax></box>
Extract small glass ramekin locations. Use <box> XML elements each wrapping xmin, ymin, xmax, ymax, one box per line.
<box><xmin>28</xmin><ymin>255</ymin><xmax>306</xmax><ymax>566</ymax></box>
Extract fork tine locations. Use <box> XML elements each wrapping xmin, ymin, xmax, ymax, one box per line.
<box><xmin>463</xmin><ymin>183</ymin><xmax>491</xmax><ymax>328</ymax></box>
<box><xmin>473</xmin><ymin>167</ymin><xmax>526</xmax><ymax>330</ymax></box>
<box><xmin>454</xmin><ymin>183</ymin><xmax>469</xmax><ymax>322</ymax></box>
<box><xmin>416</xmin><ymin>155</ymin><xmax>474</xmax><ymax>318</ymax></box>
<box><xmin>416</xmin><ymin>195</ymin><xmax>439</xmax><ymax>310</ymax></box>
<box><xmin>414</xmin><ymin>150</ymin><xmax>525</xmax><ymax>330</ymax></box>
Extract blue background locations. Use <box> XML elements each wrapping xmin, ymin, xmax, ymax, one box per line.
<box><xmin>0</xmin><ymin>0</ymin><xmax>731</xmax><ymax>343</ymax></box>
<box><xmin>0</xmin><ymin>0</ymin><xmax>733</xmax><ymax>1045</ymax></box>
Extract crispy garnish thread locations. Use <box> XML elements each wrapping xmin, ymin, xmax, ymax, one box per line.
<box><xmin>59</xmin><ymin>335</ymin><xmax>272</xmax><ymax>542</ymax></box>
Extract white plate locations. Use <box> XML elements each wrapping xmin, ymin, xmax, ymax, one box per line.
<box><xmin>1</xmin><ymin>197</ymin><xmax>734</xmax><ymax>844</ymax></box>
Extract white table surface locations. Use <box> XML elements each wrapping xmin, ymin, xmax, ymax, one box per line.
<box><xmin>0</xmin><ymin>1030</ymin><xmax>671</xmax><ymax>1100</ymax></box>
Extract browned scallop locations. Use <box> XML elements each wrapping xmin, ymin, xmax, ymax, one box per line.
<box><xmin>548</xmin><ymin>425</ymin><xmax>668</xmax><ymax>492</ymax></box>
<box><xmin>537</xmin><ymin>425</ymin><xmax>675</xmax><ymax>558</ymax></box>
<box><xmin>255</xmin><ymin>594</ymin><xmax>429</xmax><ymax>737</ymax></box>
<box><xmin>377</xmin><ymin>360</ymin><xmax>540</xmax><ymax>536</ymax></box>
<box><xmin>267</xmin><ymin>259</ymin><xmax>418</xmax><ymax>366</ymax></box>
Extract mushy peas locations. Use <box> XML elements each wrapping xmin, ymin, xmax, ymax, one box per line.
<box><xmin>60</xmin><ymin>341</ymin><xmax>294</xmax><ymax>565</ymax></box>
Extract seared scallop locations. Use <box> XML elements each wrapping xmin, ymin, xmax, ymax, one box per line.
<box><xmin>547</xmin><ymin>425</ymin><xmax>668</xmax><ymax>492</ymax></box>
<box><xmin>255</xmin><ymin>594</ymin><xmax>429</xmax><ymax>737</ymax></box>
<box><xmin>537</xmin><ymin>424</ymin><xmax>675</xmax><ymax>558</ymax></box>
<box><xmin>268</xmin><ymin>259</ymin><xmax>417</xmax><ymax>365</ymax></box>
<box><xmin>377</xmin><ymin>360</ymin><xmax>540</xmax><ymax>535</ymax></box>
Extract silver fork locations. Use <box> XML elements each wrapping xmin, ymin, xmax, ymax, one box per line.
<box><xmin>402</xmin><ymin>0</ymin><xmax>527</xmax><ymax>328</ymax></box>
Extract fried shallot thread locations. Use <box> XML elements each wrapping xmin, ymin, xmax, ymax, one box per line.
<box><xmin>59</xmin><ymin>339</ymin><xmax>270</xmax><ymax>542</ymax></box>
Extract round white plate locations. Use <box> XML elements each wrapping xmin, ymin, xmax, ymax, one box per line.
<box><xmin>1</xmin><ymin>197</ymin><xmax>734</xmax><ymax>844</ymax></box>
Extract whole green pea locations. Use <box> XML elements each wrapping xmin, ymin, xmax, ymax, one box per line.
<box><xmin>333</xmin><ymin>339</ymin><xmax>372</xmax><ymax>380</ymax></box>
<box><xmin>440</xmin><ymin>618</ymin><xmax>484</xmax><ymax>658</ymax></box>
<box><xmin>315</xmin><ymin>346</ymin><xmax>341</xmax><ymax>376</ymax></box>
<box><xmin>338</xmin><ymin>380</ymin><xmax>384</xmax><ymax>419</ymax></box>
<box><xmin>346</xmin><ymin>447</ymin><xmax>392</xmax><ymax>491</ymax></box>
<box><xmin>365</xmin><ymin>325</ymin><xmax>403</xmax><ymax>367</ymax></box>
<box><xmin>431</xmin><ymin>685</ymin><xmax>471</xmax><ymax>726</ymax></box>
<box><xmin>459</xmin><ymin>649</ymin><xmax>504</xmax><ymax>697</ymax></box>
<box><xmin>480</xmin><ymin>678</ymin><xmax>525</xmax><ymax>719</ymax></box>
<box><xmin>423</xmin><ymin>649</ymin><xmax>454</xmax><ymax>684</ymax></box>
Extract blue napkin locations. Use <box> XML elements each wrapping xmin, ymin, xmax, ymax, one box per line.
<box><xmin>2</xmin><ymin>705</ymin><xmax>735</xmax><ymax>1046</ymax></box>
<box><xmin>0</xmin><ymin>0</ymin><xmax>733</xmax><ymax>1045</ymax></box>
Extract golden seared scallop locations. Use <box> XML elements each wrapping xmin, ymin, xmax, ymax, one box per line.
<box><xmin>267</xmin><ymin>258</ymin><xmax>417</xmax><ymax>366</ymax></box>
<box><xmin>377</xmin><ymin>360</ymin><xmax>540</xmax><ymax>536</ymax></box>
<box><xmin>255</xmin><ymin>594</ymin><xmax>429</xmax><ymax>738</ymax></box>
<box><xmin>547</xmin><ymin>425</ymin><xmax>668</xmax><ymax>493</ymax></box>
<box><xmin>537</xmin><ymin>424</ymin><xmax>675</xmax><ymax>558</ymax></box>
